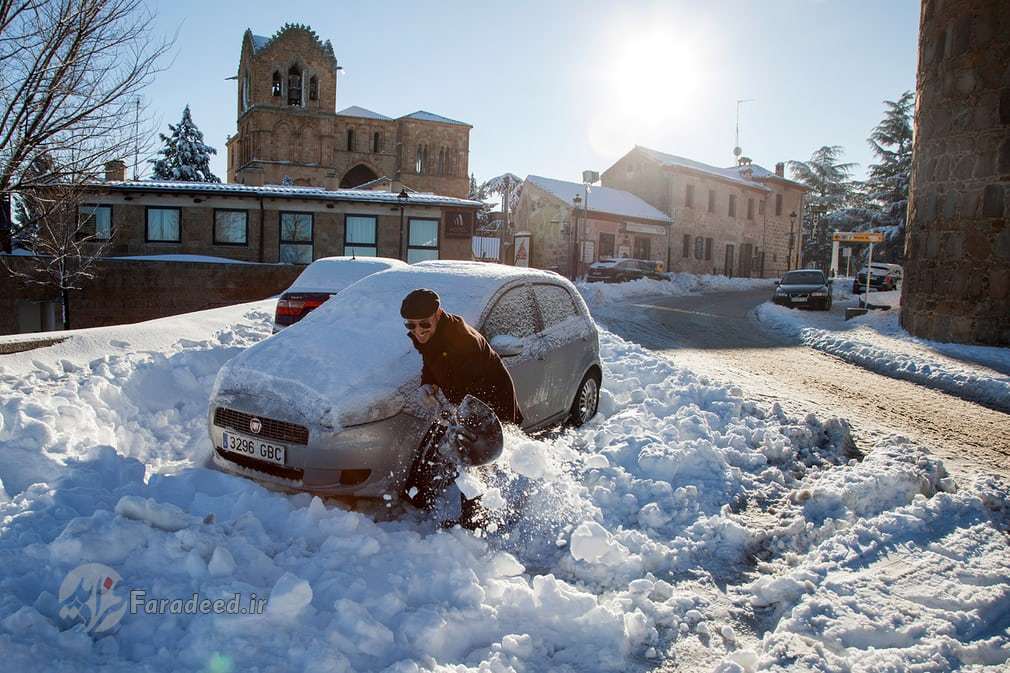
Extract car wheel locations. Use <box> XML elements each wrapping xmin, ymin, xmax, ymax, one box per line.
<box><xmin>569</xmin><ymin>371</ymin><xmax>600</xmax><ymax>427</ymax></box>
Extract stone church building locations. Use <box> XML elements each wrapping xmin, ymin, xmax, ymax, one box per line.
<box><xmin>225</xmin><ymin>24</ymin><xmax>471</xmax><ymax>198</ymax></box>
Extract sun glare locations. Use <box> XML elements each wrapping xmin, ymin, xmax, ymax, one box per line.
<box><xmin>609</xmin><ymin>35</ymin><xmax>699</xmax><ymax>119</ymax></box>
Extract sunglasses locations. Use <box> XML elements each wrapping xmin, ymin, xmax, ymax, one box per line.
<box><xmin>404</xmin><ymin>319</ymin><xmax>433</xmax><ymax>331</ymax></box>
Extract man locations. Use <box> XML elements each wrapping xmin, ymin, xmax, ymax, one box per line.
<box><xmin>400</xmin><ymin>288</ymin><xmax>522</xmax><ymax>528</ymax></box>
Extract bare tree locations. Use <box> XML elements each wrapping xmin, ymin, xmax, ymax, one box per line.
<box><xmin>0</xmin><ymin>0</ymin><xmax>170</xmax><ymax>328</ymax></box>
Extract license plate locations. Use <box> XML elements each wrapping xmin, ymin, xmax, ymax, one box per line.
<box><xmin>790</xmin><ymin>296</ymin><xmax>807</xmax><ymax>302</ymax></box>
<box><xmin>220</xmin><ymin>431</ymin><xmax>286</xmax><ymax>466</ymax></box>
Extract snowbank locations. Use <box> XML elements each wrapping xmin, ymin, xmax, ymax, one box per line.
<box><xmin>1</xmin><ymin>300</ymin><xmax>1007</xmax><ymax>672</ymax></box>
<box><xmin>757</xmin><ymin>289</ymin><xmax>1010</xmax><ymax>412</ymax></box>
<box><xmin>577</xmin><ymin>272</ymin><xmax>772</xmax><ymax>307</ymax></box>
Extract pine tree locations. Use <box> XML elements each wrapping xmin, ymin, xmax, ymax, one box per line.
<box><xmin>788</xmin><ymin>146</ymin><xmax>857</xmax><ymax>269</ymax></box>
<box><xmin>150</xmin><ymin>105</ymin><xmax>220</xmax><ymax>182</ymax></box>
<box><xmin>865</xmin><ymin>91</ymin><xmax>914</xmax><ymax>260</ymax></box>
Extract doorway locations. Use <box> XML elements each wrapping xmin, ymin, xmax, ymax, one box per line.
<box><xmin>724</xmin><ymin>244</ymin><xmax>735</xmax><ymax>277</ymax></box>
<box><xmin>633</xmin><ymin>236</ymin><xmax>651</xmax><ymax>260</ymax></box>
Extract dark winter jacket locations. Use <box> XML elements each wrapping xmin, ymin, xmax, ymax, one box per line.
<box><xmin>410</xmin><ymin>312</ymin><xmax>524</xmax><ymax>426</ymax></box>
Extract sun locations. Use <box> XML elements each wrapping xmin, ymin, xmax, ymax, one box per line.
<box><xmin>607</xmin><ymin>33</ymin><xmax>701</xmax><ymax>121</ymax></box>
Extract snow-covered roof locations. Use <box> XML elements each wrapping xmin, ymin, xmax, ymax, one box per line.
<box><xmin>95</xmin><ymin>180</ymin><xmax>482</xmax><ymax>209</ymax></box>
<box><xmin>635</xmin><ymin>146</ymin><xmax>770</xmax><ymax>192</ymax></box>
<box><xmin>337</xmin><ymin>106</ymin><xmax>393</xmax><ymax>121</ymax></box>
<box><xmin>250</xmin><ymin>34</ymin><xmax>270</xmax><ymax>52</ymax></box>
<box><xmin>399</xmin><ymin>110</ymin><xmax>471</xmax><ymax>127</ymax></box>
<box><xmin>722</xmin><ymin>163</ymin><xmax>809</xmax><ymax>190</ymax></box>
<box><xmin>526</xmin><ymin>175</ymin><xmax>671</xmax><ymax>223</ymax></box>
<box><xmin>245</xmin><ymin>25</ymin><xmax>337</xmax><ymax>65</ymax></box>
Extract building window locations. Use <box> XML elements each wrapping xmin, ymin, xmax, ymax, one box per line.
<box><xmin>437</xmin><ymin>147</ymin><xmax>445</xmax><ymax>176</ymax></box>
<box><xmin>308</xmin><ymin>76</ymin><xmax>318</xmax><ymax>101</ymax></box>
<box><xmin>79</xmin><ymin>205</ymin><xmax>112</xmax><ymax>240</ymax></box>
<box><xmin>682</xmin><ymin>233</ymin><xmax>691</xmax><ymax>258</ymax></box>
<box><xmin>242</xmin><ymin>72</ymin><xmax>251</xmax><ymax>111</ymax></box>
<box><xmin>279</xmin><ymin>211</ymin><xmax>313</xmax><ymax>263</ymax></box>
<box><xmin>271</xmin><ymin>71</ymin><xmax>281</xmax><ymax>97</ymax></box>
<box><xmin>599</xmin><ymin>232</ymin><xmax>615</xmax><ymax>258</ymax></box>
<box><xmin>344</xmin><ymin>215</ymin><xmax>377</xmax><ymax>256</ymax></box>
<box><xmin>694</xmin><ymin>236</ymin><xmax>704</xmax><ymax>260</ymax></box>
<box><xmin>708</xmin><ymin>189</ymin><xmax>715</xmax><ymax>213</ymax></box>
<box><xmin>705</xmin><ymin>237</ymin><xmax>713</xmax><ymax>260</ymax></box>
<box><xmin>214</xmin><ymin>209</ymin><xmax>248</xmax><ymax>245</ymax></box>
<box><xmin>775</xmin><ymin>193</ymin><xmax>783</xmax><ymax>216</ymax></box>
<box><xmin>372</xmin><ymin>132</ymin><xmax>382</xmax><ymax>153</ymax></box>
<box><xmin>685</xmin><ymin>184</ymin><xmax>695</xmax><ymax>209</ymax></box>
<box><xmin>146</xmin><ymin>207</ymin><xmax>180</xmax><ymax>242</ymax></box>
<box><xmin>407</xmin><ymin>217</ymin><xmax>438</xmax><ymax>262</ymax></box>
<box><xmin>415</xmin><ymin>145</ymin><xmax>427</xmax><ymax>174</ymax></box>
<box><xmin>747</xmin><ymin>198</ymin><xmax>754</xmax><ymax>220</ymax></box>
<box><xmin>728</xmin><ymin>194</ymin><xmax>737</xmax><ymax>218</ymax></box>
<box><xmin>287</xmin><ymin>64</ymin><xmax>302</xmax><ymax>106</ymax></box>
<box><xmin>346</xmin><ymin>128</ymin><xmax>355</xmax><ymax>152</ymax></box>
<box><xmin>759</xmin><ymin>200</ymin><xmax>766</xmax><ymax>216</ymax></box>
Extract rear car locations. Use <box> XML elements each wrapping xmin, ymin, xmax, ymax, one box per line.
<box><xmin>273</xmin><ymin>256</ymin><xmax>406</xmax><ymax>332</ymax></box>
<box><xmin>209</xmin><ymin>261</ymin><xmax>603</xmax><ymax>499</ymax></box>
<box><xmin>852</xmin><ymin>263</ymin><xmax>902</xmax><ymax>294</ymax></box>
<box><xmin>773</xmin><ymin>269</ymin><xmax>833</xmax><ymax>310</ymax></box>
<box><xmin>586</xmin><ymin>258</ymin><xmax>663</xmax><ymax>283</ymax></box>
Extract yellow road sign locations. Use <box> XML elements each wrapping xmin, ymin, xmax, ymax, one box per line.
<box><xmin>832</xmin><ymin>231</ymin><xmax>884</xmax><ymax>243</ymax></box>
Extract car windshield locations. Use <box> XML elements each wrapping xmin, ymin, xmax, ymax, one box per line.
<box><xmin>782</xmin><ymin>271</ymin><xmax>825</xmax><ymax>284</ymax></box>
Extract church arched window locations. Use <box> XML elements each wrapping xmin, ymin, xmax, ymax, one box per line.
<box><xmin>242</xmin><ymin>71</ymin><xmax>250</xmax><ymax>111</ymax></box>
<box><xmin>271</xmin><ymin>71</ymin><xmax>281</xmax><ymax>97</ymax></box>
<box><xmin>309</xmin><ymin>76</ymin><xmax>318</xmax><ymax>101</ymax></box>
<box><xmin>437</xmin><ymin>147</ymin><xmax>445</xmax><ymax>176</ymax></box>
<box><xmin>372</xmin><ymin>132</ymin><xmax>381</xmax><ymax>153</ymax></box>
<box><xmin>347</xmin><ymin>128</ymin><xmax>355</xmax><ymax>152</ymax></box>
<box><xmin>287</xmin><ymin>64</ymin><xmax>302</xmax><ymax>106</ymax></box>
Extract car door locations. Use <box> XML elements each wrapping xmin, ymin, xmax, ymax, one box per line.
<box><xmin>479</xmin><ymin>284</ymin><xmax>550</xmax><ymax>427</ymax></box>
<box><xmin>531</xmin><ymin>283</ymin><xmax>589</xmax><ymax>423</ymax></box>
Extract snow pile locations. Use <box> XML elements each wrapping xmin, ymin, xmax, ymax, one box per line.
<box><xmin>757</xmin><ymin>290</ymin><xmax>1010</xmax><ymax>411</ymax></box>
<box><xmin>578</xmin><ymin>272</ymin><xmax>772</xmax><ymax>307</ymax></box>
<box><xmin>1</xmin><ymin>301</ymin><xmax>1008</xmax><ymax>672</ymax></box>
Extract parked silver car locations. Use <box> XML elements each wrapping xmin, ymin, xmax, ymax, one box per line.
<box><xmin>208</xmin><ymin>261</ymin><xmax>602</xmax><ymax>498</ymax></box>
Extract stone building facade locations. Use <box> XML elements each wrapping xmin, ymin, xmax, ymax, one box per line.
<box><xmin>602</xmin><ymin>146</ymin><xmax>808</xmax><ymax>278</ymax></box>
<box><xmin>225</xmin><ymin>25</ymin><xmax>471</xmax><ymax>198</ymax></box>
<box><xmin>511</xmin><ymin>175</ymin><xmax>671</xmax><ymax>277</ymax></box>
<box><xmin>901</xmin><ymin>0</ymin><xmax>1010</xmax><ymax>346</ymax></box>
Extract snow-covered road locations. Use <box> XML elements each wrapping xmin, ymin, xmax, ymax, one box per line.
<box><xmin>1</xmin><ymin>298</ymin><xmax>1008</xmax><ymax>672</ymax></box>
<box><xmin>598</xmin><ymin>288</ymin><xmax>1010</xmax><ymax>483</ymax></box>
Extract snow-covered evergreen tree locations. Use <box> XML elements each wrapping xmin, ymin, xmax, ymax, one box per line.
<box><xmin>149</xmin><ymin>105</ymin><xmax>220</xmax><ymax>182</ymax></box>
<box><xmin>788</xmin><ymin>146</ymin><xmax>857</xmax><ymax>268</ymax></box>
<box><xmin>864</xmin><ymin>91</ymin><xmax>914</xmax><ymax>260</ymax></box>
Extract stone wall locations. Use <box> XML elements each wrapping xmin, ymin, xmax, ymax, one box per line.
<box><xmin>1</xmin><ymin>256</ymin><xmax>302</xmax><ymax>335</ymax></box>
<box><xmin>901</xmin><ymin>0</ymin><xmax>1010</xmax><ymax>345</ymax></box>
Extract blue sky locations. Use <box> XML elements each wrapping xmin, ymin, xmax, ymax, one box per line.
<box><xmin>145</xmin><ymin>0</ymin><xmax>920</xmax><ymax>185</ymax></box>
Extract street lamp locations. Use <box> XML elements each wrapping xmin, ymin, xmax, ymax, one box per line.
<box><xmin>397</xmin><ymin>188</ymin><xmax>409</xmax><ymax>261</ymax></box>
<box><xmin>571</xmin><ymin>194</ymin><xmax>582</xmax><ymax>281</ymax></box>
<box><xmin>787</xmin><ymin>210</ymin><xmax>797</xmax><ymax>271</ymax></box>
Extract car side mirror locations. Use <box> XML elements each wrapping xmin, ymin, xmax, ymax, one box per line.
<box><xmin>489</xmin><ymin>334</ymin><xmax>524</xmax><ymax>357</ymax></box>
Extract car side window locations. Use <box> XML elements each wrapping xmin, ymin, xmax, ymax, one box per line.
<box><xmin>483</xmin><ymin>286</ymin><xmax>538</xmax><ymax>340</ymax></box>
<box><xmin>533</xmin><ymin>284</ymin><xmax>580</xmax><ymax>329</ymax></box>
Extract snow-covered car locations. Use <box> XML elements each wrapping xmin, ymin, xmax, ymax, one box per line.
<box><xmin>772</xmin><ymin>269</ymin><xmax>833</xmax><ymax>310</ymax></box>
<box><xmin>851</xmin><ymin>263</ymin><xmax>902</xmax><ymax>294</ymax></box>
<box><xmin>209</xmin><ymin>261</ymin><xmax>603</xmax><ymax>498</ymax></box>
<box><xmin>272</xmin><ymin>256</ymin><xmax>406</xmax><ymax>332</ymax></box>
<box><xmin>585</xmin><ymin>258</ymin><xmax>664</xmax><ymax>283</ymax></box>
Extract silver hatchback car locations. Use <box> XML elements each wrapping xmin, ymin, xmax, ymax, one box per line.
<box><xmin>207</xmin><ymin>261</ymin><xmax>602</xmax><ymax>498</ymax></box>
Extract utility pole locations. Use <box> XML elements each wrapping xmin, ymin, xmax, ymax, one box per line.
<box><xmin>733</xmin><ymin>99</ymin><xmax>755</xmax><ymax>160</ymax></box>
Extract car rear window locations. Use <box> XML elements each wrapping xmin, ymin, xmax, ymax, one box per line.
<box><xmin>782</xmin><ymin>271</ymin><xmax>825</xmax><ymax>284</ymax></box>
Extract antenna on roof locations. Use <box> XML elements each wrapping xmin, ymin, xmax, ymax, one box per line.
<box><xmin>734</xmin><ymin>99</ymin><xmax>755</xmax><ymax>160</ymax></box>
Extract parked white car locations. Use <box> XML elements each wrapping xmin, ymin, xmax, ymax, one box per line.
<box><xmin>273</xmin><ymin>256</ymin><xmax>406</xmax><ymax>332</ymax></box>
<box><xmin>210</xmin><ymin>261</ymin><xmax>603</xmax><ymax>498</ymax></box>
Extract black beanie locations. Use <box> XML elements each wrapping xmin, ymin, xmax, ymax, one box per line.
<box><xmin>400</xmin><ymin>288</ymin><xmax>440</xmax><ymax>319</ymax></box>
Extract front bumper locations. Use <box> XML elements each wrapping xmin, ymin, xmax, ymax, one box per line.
<box><xmin>207</xmin><ymin>398</ymin><xmax>430</xmax><ymax>498</ymax></box>
<box><xmin>773</xmin><ymin>293</ymin><xmax>828</xmax><ymax>308</ymax></box>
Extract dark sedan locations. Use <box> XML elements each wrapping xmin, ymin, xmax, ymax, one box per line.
<box><xmin>586</xmin><ymin>258</ymin><xmax>664</xmax><ymax>283</ymax></box>
<box><xmin>772</xmin><ymin>269</ymin><xmax>833</xmax><ymax>310</ymax></box>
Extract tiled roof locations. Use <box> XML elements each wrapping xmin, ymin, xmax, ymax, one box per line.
<box><xmin>526</xmin><ymin>175</ymin><xmax>671</xmax><ymax>223</ymax></box>
<box><xmin>95</xmin><ymin>180</ymin><xmax>482</xmax><ymax>208</ymax></box>
<box><xmin>636</xmin><ymin>146</ymin><xmax>770</xmax><ymax>191</ymax></box>
<box><xmin>337</xmin><ymin>106</ymin><xmax>393</xmax><ymax>121</ymax></box>
<box><xmin>399</xmin><ymin>110</ymin><xmax>471</xmax><ymax>127</ymax></box>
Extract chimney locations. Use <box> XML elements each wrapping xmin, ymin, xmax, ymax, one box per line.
<box><xmin>775</xmin><ymin>162</ymin><xmax>785</xmax><ymax>177</ymax></box>
<box><xmin>105</xmin><ymin>160</ymin><xmax>126</xmax><ymax>182</ymax></box>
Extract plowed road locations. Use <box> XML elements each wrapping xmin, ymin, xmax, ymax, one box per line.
<box><xmin>598</xmin><ymin>288</ymin><xmax>1010</xmax><ymax>481</ymax></box>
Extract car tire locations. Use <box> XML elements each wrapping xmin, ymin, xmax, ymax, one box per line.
<box><xmin>569</xmin><ymin>371</ymin><xmax>601</xmax><ymax>427</ymax></box>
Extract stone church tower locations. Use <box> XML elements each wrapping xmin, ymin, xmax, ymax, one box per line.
<box><xmin>225</xmin><ymin>24</ymin><xmax>471</xmax><ymax>198</ymax></box>
<box><xmin>902</xmin><ymin>0</ymin><xmax>1009</xmax><ymax>345</ymax></box>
